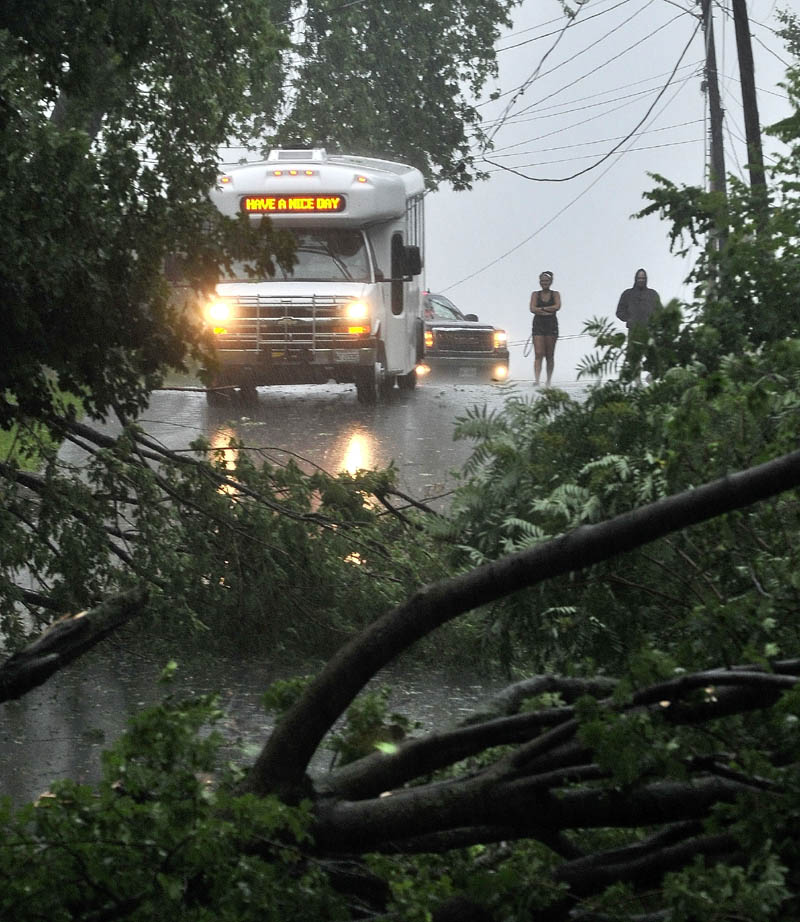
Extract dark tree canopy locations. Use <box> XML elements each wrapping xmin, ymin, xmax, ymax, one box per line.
<box><xmin>276</xmin><ymin>0</ymin><xmax>516</xmax><ymax>187</ymax></box>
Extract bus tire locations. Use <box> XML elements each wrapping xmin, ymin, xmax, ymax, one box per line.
<box><xmin>206</xmin><ymin>388</ymin><xmax>228</xmax><ymax>407</ymax></box>
<box><xmin>380</xmin><ymin>373</ymin><xmax>396</xmax><ymax>399</ymax></box>
<box><xmin>398</xmin><ymin>368</ymin><xmax>417</xmax><ymax>391</ymax></box>
<box><xmin>236</xmin><ymin>384</ymin><xmax>259</xmax><ymax>407</ymax></box>
<box><xmin>356</xmin><ymin>364</ymin><xmax>381</xmax><ymax>405</ymax></box>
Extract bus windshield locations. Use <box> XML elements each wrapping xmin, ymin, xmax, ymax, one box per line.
<box><xmin>223</xmin><ymin>229</ymin><xmax>372</xmax><ymax>283</ymax></box>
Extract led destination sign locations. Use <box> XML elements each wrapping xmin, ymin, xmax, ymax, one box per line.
<box><xmin>241</xmin><ymin>195</ymin><xmax>346</xmax><ymax>214</ymax></box>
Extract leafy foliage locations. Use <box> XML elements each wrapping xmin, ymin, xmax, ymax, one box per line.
<box><xmin>4</xmin><ymin>10</ymin><xmax>800</xmax><ymax>922</ymax></box>
<box><xmin>0</xmin><ymin>693</ymin><xmax>349</xmax><ymax>922</ymax></box>
<box><xmin>276</xmin><ymin>0</ymin><xmax>517</xmax><ymax>189</ymax></box>
<box><xmin>431</xmin><ymin>83</ymin><xmax>800</xmax><ymax>668</ymax></box>
<box><xmin>0</xmin><ymin>2</ymin><xmax>292</xmax><ymax>425</ymax></box>
<box><xmin>0</xmin><ymin>420</ymin><xmax>442</xmax><ymax>653</ymax></box>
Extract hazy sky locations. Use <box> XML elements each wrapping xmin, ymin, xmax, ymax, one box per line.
<box><xmin>424</xmin><ymin>0</ymin><xmax>794</xmax><ymax>384</ymax></box>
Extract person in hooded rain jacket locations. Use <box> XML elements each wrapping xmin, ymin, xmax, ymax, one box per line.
<box><xmin>616</xmin><ymin>268</ymin><xmax>661</xmax><ymax>379</ymax></box>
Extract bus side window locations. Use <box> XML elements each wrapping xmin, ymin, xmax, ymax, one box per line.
<box><xmin>390</xmin><ymin>232</ymin><xmax>404</xmax><ymax>315</ymax></box>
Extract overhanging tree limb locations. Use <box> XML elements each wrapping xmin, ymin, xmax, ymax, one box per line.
<box><xmin>244</xmin><ymin>448</ymin><xmax>800</xmax><ymax>796</ymax></box>
<box><xmin>0</xmin><ymin>586</ymin><xmax>149</xmax><ymax>703</ymax></box>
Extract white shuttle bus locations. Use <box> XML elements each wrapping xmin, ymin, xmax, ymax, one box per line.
<box><xmin>204</xmin><ymin>148</ymin><xmax>425</xmax><ymax>404</ymax></box>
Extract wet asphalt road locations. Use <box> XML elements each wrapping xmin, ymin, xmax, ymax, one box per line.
<box><xmin>134</xmin><ymin>374</ymin><xmax>586</xmax><ymax>502</ymax></box>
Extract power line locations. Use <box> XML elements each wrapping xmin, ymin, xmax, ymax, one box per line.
<box><xmin>487</xmin><ymin>4</ymin><xmax>588</xmax><ymax>143</ymax></box>
<box><xmin>484</xmin><ymin>119</ymin><xmax>705</xmax><ymax>161</ymax></box>
<box><xmin>481</xmin><ymin>58</ymin><xmax>783</xmax><ymax>138</ymax></box>
<box><xmin>483</xmin><ymin>71</ymin><xmax>704</xmax><ymax>159</ymax></box>
<box><xmin>501</xmin><ymin>0</ymin><xmax>659</xmax><ymax>95</ymax></box>
<box><xmin>499</xmin><ymin>116</ymin><xmax>705</xmax><ymax>151</ymax></box>
<box><xmin>439</xmin><ymin>62</ymin><xmax>698</xmax><ymax>294</ymax></box>
<box><xmin>482</xmin><ymin>63</ymin><xmax>701</xmax><ymax>135</ymax></box>
<box><xmin>506</xmin><ymin>9</ymin><xmax>691</xmax><ymax>124</ymax></box>
<box><xmin>483</xmin><ymin>136</ymin><xmax>702</xmax><ymax>170</ymax></box>
<box><xmin>483</xmin><ymin>18</ymin><xmax>702</xmax><ymax>183</ymax></box>
<box><xmin>711</xmin><ymin>0</ymin><xmax>791</xmax><ymax>67</ymax></box>
<box><xmin>491</xmin><ymin>60</ymin><xmax>700</xmax><ymax>119</ymax></box>
<box><xmin>496</xmin><ymin>0</ymin><xmax>638</xmax><ymax>53</ymax></box>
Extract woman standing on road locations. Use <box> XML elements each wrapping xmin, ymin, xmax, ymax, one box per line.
<box><xmin>529</xmin><ymin>270</ymin><xmax>561</xmax><ymax>386</ymax></box>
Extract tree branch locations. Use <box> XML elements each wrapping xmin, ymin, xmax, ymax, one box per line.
<box><xmin>244</xmin><ymin>449</ymin><xmax>800</xmax><ymax>797</ymax></box>
<box><xmin>0</xmin><ymin>587</ymin><xmax>149</xmax><ymax>702</ymax></box>
<box><xmin>322</xmin><ymin>706</ymin><xmax>580</xmax><ymax>800</ymax></box>
<box><xmin>313</xmin><ymin>774</ymin><xmax>750</xmax><ymax>854</ymax></box>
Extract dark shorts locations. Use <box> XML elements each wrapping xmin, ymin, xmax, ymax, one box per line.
<box><xmin>532</xmin><ymin>314</ymin><xmax>558</xmax><ymax>337</ymax></box>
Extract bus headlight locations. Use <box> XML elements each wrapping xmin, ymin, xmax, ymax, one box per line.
<box><xmin>207</xmin><ymin>300</ymin><xmax>232</xmax><ymax>325</ymax></box>
<box><xmin>345</xmin><ymin>300</ymin><xmax>369</xmax><ymax>321</ymax></box>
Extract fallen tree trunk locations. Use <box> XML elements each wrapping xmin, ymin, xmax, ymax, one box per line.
<box><xmin>243</xmin><ymin>447</ymin><xmax>800</xmax><ymax>798</ymax></box>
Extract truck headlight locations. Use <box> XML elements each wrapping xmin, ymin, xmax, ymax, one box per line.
<box><xmin>493</xmin><ymin>330</ymin><xmax>508</xmax><ymax>349</ymax></box>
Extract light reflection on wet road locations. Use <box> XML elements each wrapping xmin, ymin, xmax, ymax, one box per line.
<box><xmin>138</xmin><ymin>377</ymin><xmax>586</xmax><ymax>502</ymax></box>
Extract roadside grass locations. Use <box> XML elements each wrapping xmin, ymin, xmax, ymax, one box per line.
<box><xmin>2</xmin><ymin>366</ymin><xmax>203</xmax><ymax>472</ymax></box>
<box><xmin>0</xmin><ymin>421</ymin><xmax>67</xmax><ymax>471</ymax></box>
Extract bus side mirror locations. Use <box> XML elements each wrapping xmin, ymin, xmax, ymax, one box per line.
<box><xmin>164</xmin><ymin>252</ymin><xmax>184</xmax><ymax>283</ymax></box>
<box><xmin>404</xmin><ymin>245</ymin><xmax>422</xmax><ymax>277</ymax></box>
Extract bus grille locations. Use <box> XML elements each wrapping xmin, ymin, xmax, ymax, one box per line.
<box><xmin>215</xmin><ymin>295</ymin><xmax>364</xmax><ymax>351</ymax></box>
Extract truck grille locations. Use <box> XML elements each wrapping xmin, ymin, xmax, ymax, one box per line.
<box><xmin>215</xmin><ymin>295</ymin><xmax>364</xmax><ymax>352</ymax></box>
<box><xmin>433</xmin><ymin>329</ymin><xmax>494</xmax><ymax>352</ymax></box>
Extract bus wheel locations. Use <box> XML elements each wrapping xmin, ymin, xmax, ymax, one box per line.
<box><xmin>356</xmin><ymin>365</ymin><xmax>381</xmax><ymax>405</ymax></box>
<box><xmin>397</xmin><ymin>368</ymin><xmax>417</xmax><ymax>391</ymax></box>
<box><xmin>206</xmin><ymin>376</ymin><xmax>230</xmax><ymax>407</ymax></box>
<box><xmin>236</xmin><ymin>384</ymin><xmax>259</xmax><ymax>407</ymax></box>
<box><xmin>206</xmin><ymin>387</ymin><xmax>231</xmax><ymax>407</ymax></box>
<box><xmin>380</xmin><ymin>373</ymin><xmax>396</xmax><ymax>399</ymax></box>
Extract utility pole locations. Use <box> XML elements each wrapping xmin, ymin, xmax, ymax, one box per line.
<box><xmin>731</xmin><ymin>0</ymin><xmax>768</xmax><ymax>218</ymax></box>
<box><xmin>700</xmin><ymin>0</ymin><xmax>727</xmax><ymax>254</ymax></box>
<box><xmin>701</xmin><ymin>0</ymin><xmax>727</xmax><ymax>198</ymax></box>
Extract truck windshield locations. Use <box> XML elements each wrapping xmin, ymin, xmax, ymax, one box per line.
<box><xmin>223</xmin><ymin>230</ymin><xmax>371</xmax><ymax>283</ymax></box>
